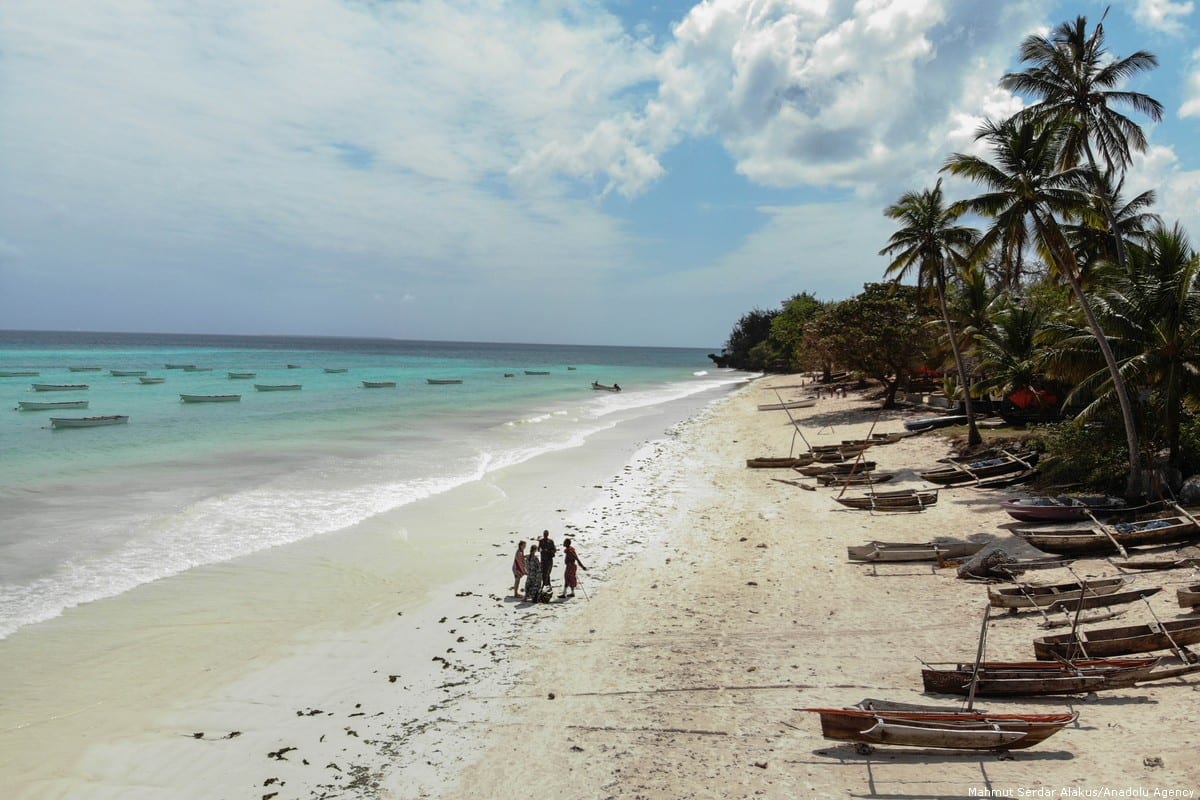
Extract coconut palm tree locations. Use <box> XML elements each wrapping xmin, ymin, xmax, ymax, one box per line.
<box><xmin>972</xmin><ymin>293</ymin><xmax>1055</xmax><ymax>405</ymax></box>
<box><xmin>880</xmin><ymin>180</ymin><xmax>982</xmax><ymax>444</ymax></box>
<box><xmin>1065</xmin><ymin>170</ymin><xmax>1159</xmax><ymax>280</ymax></box>
<box><xmin>1000</xmin><ymin>14</ymin><xmax>1163</xmax><ymax>271</ymax></box>
<box><xmin>944</xmin><ymin>117</ymin><xmax>1146</xmax><ymax>496</ymax></box>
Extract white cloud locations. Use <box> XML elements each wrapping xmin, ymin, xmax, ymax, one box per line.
<box><xmin>1131</xmin><ymin>0</ymin><xmax>1194</xmax><ymax>34</ymax></box>
<box><xmin>1128</xmin><ymin>145</ymin><xmax>1200</xmax><ymax>241</ymax></box>
<box><xmin>1182</xmin><ymin>49</ymin><xmax>1200</xmax><ymax>118</ymax></box>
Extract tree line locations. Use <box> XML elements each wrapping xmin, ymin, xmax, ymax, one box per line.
<box><xmin>714</xmin><ymin>14</ymin><xmax>1200</xmax><ymax>499</ymax></box>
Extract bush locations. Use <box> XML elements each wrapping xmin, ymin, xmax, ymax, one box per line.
<box><xmin>1033</xmin><ymin>421</ymin><xmax>1129</xmax><ymax>493</ymax></box>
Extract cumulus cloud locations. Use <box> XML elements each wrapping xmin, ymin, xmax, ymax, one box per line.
<box><xmin>1131</xmin><ymin>0</ymin><xmax>1194</xmax><ymax>34</ymax></box>
<box><xmin>1182</xmin><ymin>50</ymin><xmax>1200</xmax><ymax>118</ymax></box>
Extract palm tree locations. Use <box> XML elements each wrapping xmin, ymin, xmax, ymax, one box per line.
<box><xmin>880</xmin><ymin>180</ymin><xmax>982</xmax><ymax>445</ymax></box>
<box><xmin>1065</xmin><ymin>170</ymin><xmax>1159</xmax><ymax>280</ymax></box>
<box><xmin>1000</xmin><ymin>14</ymin><xmax>1163</xmax><ymax>271</ymax></box>
<box><xmin>973</xmin><ymin>293</ymin><xmax>1055</xmax><ymax>404</ymax></box>
<box><xmin>944</xmin><ymin>117</ymin><xmax>1147</xmax><ymax>496</ymax></box>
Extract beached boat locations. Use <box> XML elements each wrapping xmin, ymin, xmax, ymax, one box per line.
<box><xmin>834</xmin><ymin>488</ymin><xmax>935</xmax><ymax>511</ymax></box>
<box><xmin>324</xmin><ymin>368</ymin><xmax>348</xmax><ymax>373</ymax></box>
<box><xmin>756</xmin><ymin>397</ymin><xmax>815</xmax><ymax>411</ymax></box>
<box><xmin>227</xmin><ymin>371</ymin><xmax>256</xmax><ymax>379</ymax></box>
<box><xmin>903</xmin><ymin>414</ymin><xmax>967</xmax><ymax>432</ymax></box>
<box><xmin>362</xmin><ymin>380</ymin><xmax>396</xmax><ymax>388</ymax></box>
<box><xmin>32</xmin><ymin>383</ymin><xmax>89</xmax><ymax>392</ymax></box>
<box><xmin>524</xmin><ymin>370</ymin><xmax>550</xmax><ymax>375</ymax></box>
<box><xmin>847</xmin><ymin>540</ymin><xmax>984</xmax><ymax>563</ymax></box>
<box><xmin>0</xmin><ymin>370</ymin><xmax>39</xmax><ymax>377</ymax></box>
<box><xmin>920</xmin><ymin>452</ymin><xmax>1038</xmax><ymax>485</ymax></box>
<box><xmin>817</xmin><ymin>471</ymin><xmax>897</xmax><ymax>487</ymax></box>
<box><xmin>179</xmin><ymin>394</ymin><xmax>241</xmax><ymax>403</ymax></box>
<box><xmin>1000</xmin><ymin>496</ymin><xmax>1131</xmax><ymax>522</ymax></box>
<box><xmin>138</xmin><ymin>377</ymin><xmax>165</xmax><ymax>384</ymax></box>
<box><xmin>987</xmin><ymin>577</ymin><xmax>1130</xmax><ymax>610</ymax></box>
<box><xmin>164</xmin><ymin>363</ymin><xmax>193</xmax><ymax>369</ymax></box>
<box><xmin>1034</xmin><ymin>618</ymin><xmax>1200</xmax><ymax>659</ymax></box>
<box><xmin>592</xmin><ymin>382</ymin><xmax>622</xmax><ymax>392</ymax></box>
<box><xmin>802</xmin><ymin>705</ymin><xmax>1075</xmax><ymax>751</ymax></box>
<box><xmin>17</xmin><ymin>400</ymin><xmax>89</xmax><ymax>411</ymax></box>
<box><xmin>109</xmin><ymin>369</ymin><xmax>147</xmax><ymax>377</ymax></box>
<box><xmin>746</xmin><ymin>456</ymin><xmax>815</xmax><ymax>469</ymax></box>
<box><xmin>1110</xmin><ymin>555</ymin><xmax>1200</xmax><ymax>571</ymax></box>
<box><xmin>1013</xmin><ymin>515</ymin><xmax>1199</xmax><ymax>556</ymax></box>
<box><xmin>254</xmin><ymin>384</ymin><xmax>302</xmax><ymax>391</ymax></box>
<box><xmin>182</xmin><ymin>366</ymin><xmax>213</xmax><ymax>372</ymax></box>
<box><xmin>921</xmin><ymin>657</ymin><xmax>1164</xmax><ymax>697</ymax></box>
<box><xmin>426</xmin><ymin>378</ymin><xmax>463</xmax><ymax>385</ymax></box>
<box><xmin>68</xmin><ymin>366</ymin><xmax>102</xmax><ymax>372</ymax></box>
<box><xmin>1178</xmin><ymin>584</ymin><xmax>1200</xmax><ymax>609</ymax></box>
<box><xmin>50</xmin><ymin>415</ymin><xmax>129</xmax><ymax>428</ymax></box>
<box><xmin>972</xmin><ymin>468</ymin><xmax>1039</xmax><ymax>490</ymax></box>
<box><xmin>796</xmin><ymin>460</ymin><xmax>876</xmax><ymax>477</ymax></box>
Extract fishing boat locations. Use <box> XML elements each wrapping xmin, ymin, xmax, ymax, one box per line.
<box><xmin>17</xmin><ymin>400</ymin><xmax>89</xmax><ymax>411</ymax></box>
<box><xmin>324</xmin><ymin>368</ymin><xmax>348</xmax><ymax>373</ymax></box>
<box><xmin>426</xmin><ymin>378</ymin><xmax>463</xmax><ymax>385</ymax></box>
<box><xmin>109</xmin><ymin>370</ymin><xmax>147</xmax><ymax>377</ymax></box>
<box><xmin>847</xmin><ymin>540</ymin><xmax>984</xmax><ymax>563</ymax></box>
<box><xmin>987</xmin><ymin>577</ymin><xmax>1130</xmax><ymax>610</ymax></box>
<box><xmin>50</xmin><ymin>415</ymin><xmax>129</xmax><ymax>428</ymax></box>
<box><xmin>164</xmin><ymin>363</ymin><xmax>193</xmax><ymax>369</ymax></box>
<box><xmin>503</xmin><ymin>373</ymin><xmax>515</xmax><ymax>378</ymax></box>
<box><xmin>32</xmin><ymin>383</ymin><xmax>89</xmax><ymax>392</ymax></box>
<box><xmin>746</xmin><ymin>456</ymin><xmax>815</xmax><ymax>469</ymax></box>
<box><xmin>756</xmin><ymin>397</ymin><xmax>815</xmax><ymax>411</ymax></box>
<box><xmin>1110</xmin><ymin>556</ymin><xmax>1200</xmax><ymax>571</ymax></box>
<box><xmin>801</xmin><ymin>705</ymin><xmax>1075</xmax><ymax>751</ymax></box>
<box><xmin>68</xmin><ymin>366</ymin><xmax>102</xmax><ymax>372</ymax></box>
<box><xmin>834</xmin><ymin>488</ymin><xmax>935</xmax><ymax>510</ymax></box>
<box><xmin>228</xmin><ymin>372</ymin><xmax>256</xmax><ymax>379</ymax></box>
<box><xmin>254</xmin><ymin>384</ymin><xmax>302</xmax><ymax>391</ymax></box>
<box><xmin>591</xmin><ymin>382</ymin><xmax>622</xmax><ymax>392</ymax></box>
<box><xmin>1179</xmin><ymin>584</ymin><xmax>1200</xmax><ymax>609</ymax></box>
<box><xmin>286</xmin><ymin>364</ymin><xmax>302</xmax><ymax>369</ymax></box>
<box><xmin>179</xmin><ymin>394</ymin><xmax>241</xmax><ymax>403</ymax></box>
<box><xmin>920</xmin><ymin>657</ymin><xmax>1164</xmax><ymax>697</ymax></box>
<box><xmin>524</xmin><ymin>370</ymin><xmax>550</xmax><ymax>375</ymax></box>
<box><xmin>362</xmin><ymin>380</ymin><xmax>396</xmax><ymax>388</ymax></box>
<box><xmin>972</xmin><ymin>468</ymin><xmax>1039</xmax><ymax>489</ymax></box>
<box><xmin>903</xmin><ymin>414</ymin><xmax>968</xmax><ymax>432</ymax></box>
<box><xmin>138</xmin><ymin>377</ymin><xmax>165</xmax><ymax>384</ymax></box>
<box><xmin>183</xmin><ymin>366</ymin><xmax>213</xmax><ymax>372</ymax></box>
<box><xmin>1000</xmin><ymin>496</ymin><xmax>1131</xmax><ymax>522</ymax></box>
<box><xmin>920</xmin><ymin>452</ymin><xmax>1037</xmax><ymax>485</ymax></box>
<box><xmin>1034</xmin><ymin>618</ymin><xmax>1200</xmax><ymax>659</ymax></box>
<box><xmin>796</xmin><ymin>460</ymin><xmax>876</xmax><ymax>477</ymax></box>
<box><xmin>0</xmin><ymin>370</ymin><xmax>39</xmax><ymax>377</ymax></box>
<box><xmin>818</xmin><ymin>471</ymin><xmax>896</xmax><ymax>487</ymax></box>
<box><xmin>1013</xmin><ymin>515</ymin><xmax>1199</xmax><ymax>556</ymax></box>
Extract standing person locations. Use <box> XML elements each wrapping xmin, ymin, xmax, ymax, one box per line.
<box><xmin>560</xmin><ymin>538</ymin><xmax>587</xmax><ymax>598</ymax></box>
<box><xmin>511</xmin><ymin>541</ymin><xmax>527</xmax><ymax>598</ymax></box>
<box><xmin>538</xmin><ymin>530</ymin><xmax>556</xmax><ymax>594</ymax></box>
<box><xmin>524</xmin><ymin>545</ymin><xmax>541</xmax><ymax>603</ymax></box>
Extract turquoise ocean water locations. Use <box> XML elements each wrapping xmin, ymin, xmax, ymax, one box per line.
<box><xmin>0</xmin><ymin>331</ymin><xmax>742</xmax><ymax>638</ymax></box>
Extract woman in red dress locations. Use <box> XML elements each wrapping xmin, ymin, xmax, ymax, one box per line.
<box><xmin>511</xmin><ymin>541</ymin><xmax>527</xmax><ymax>598</ymax></box>
<box><xmin>560</xmin><ymin>538</ymin><xmax>587</xmax><ymax>598</ymax></box>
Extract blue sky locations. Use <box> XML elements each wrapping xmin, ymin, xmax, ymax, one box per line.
<box><xmin>1</xmin><ymin>0</ymin><xmax>1198</xmax><ymax>348</ymax></box>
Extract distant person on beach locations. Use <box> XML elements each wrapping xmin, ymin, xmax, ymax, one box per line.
<box><xmin>538</xmin><ymin>530</ymin><xmax>556</xmax><ymax>591</ymax></box>
<box><xmin>560</xmin><ymin>538</ymin><xmax>587</xmax><ymax>598</ymax></box>
<box><xmin>512</xmin><ymin>541</ymin><xmax>527</xmax><ymax>598</ymax></box>
<box><xmin>524</xmin><ymin>546</ymin><xmax>542</xmax><ymax>602</ymax></box>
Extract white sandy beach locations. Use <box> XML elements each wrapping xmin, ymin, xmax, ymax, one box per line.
<box><xmin>4</xmin><ymin>375</ymin><xmax>1199</xmax><ymax>799</ymax></box>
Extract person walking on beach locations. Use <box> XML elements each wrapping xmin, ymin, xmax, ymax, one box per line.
<box><xmin>512</xmin><ymin>541</ymin><xmax>527</xmax><ymax>598</ymax></box>
<box><xmin>524</xmin><ymin>545</ymin><xmax>542</xmax><ymax>602</ymax></box>
<box><xmin>538</xmin><ymin>530</ymin><xmax>556</xmax><ymax>592</ymax></box>
<box><xmin>560</xmin><ymin>538</ymin><xmax>587</xmax><ymax>599</ymax></box>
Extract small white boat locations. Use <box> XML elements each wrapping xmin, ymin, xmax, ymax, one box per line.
<box><xmin>254</xmin><ymin>384</ymin><xmax>302</xmax><ymax>391</ymax></box>
<box><xmin>227</xmin><ymin>372</ymin><xmax>256</xmax><ymax>379</ymax></box>
<box><xmin>32</xmin><ymin>383</ymin><xmax>89</xmax><ymax>392</ymax></box>
<box><xmin>324</xmin><ymin>368</ymin><xmax>348</xmax><ymax>373</ymax></box>
<box><xmin>426</xmin><ymin>378</ymin><xmax>463</xmax><ymax>385</ymax></box>
<box><xmin>68</xmin><ymin>366</ymin><xmax>102</xmax><ymax>372</ymax></box>
<box><xmin>17</xmin><ymin>400</ymin><xmax>89</xmax><ymax>411</ymax></box>
<box><xmin>757</xmin><ymin>397</ymin><xmax>816</xmax><ymax>411</ymax></box>
<box><xmin>0</xmin><ymin>370</ymin><xmax>39</xmax><ymax>377</ymax></box>
<box><xmin>138</xmin><ymin>377</ymin><xmax>166</xmax><ymax>384</ymax></box>
<box><xmin>183</xmin><ymin>366</ymin><xmax>213</xmax><ymax>372</ymax></box>
<box><xmin>180</xmin><ymin>394</ymin><xmax>241</xmax><ymax>403</ymax></box>
<box><xmin>110</xmin><ymin>370</ymin><xmax>147</xmax><ymax>377</ymax></box>
<box><xmin>50</xmin><ymin>415</ymin><xmax>129</xmax><ymax>428</ymax></box>
<box><xmin>362</xmin><ymin>380</ymin><xmax>396</xmax><ymax>388</ymax></box>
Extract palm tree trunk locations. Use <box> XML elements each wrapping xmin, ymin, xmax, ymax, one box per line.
<box><xmin>1033</xmin><ymin>209</ymin><xmax>1144</xmax><ymax>497</ymax></box>
<box><xmin>936</xmin><ymin>278</ymin><xmax>981</xmax><ymax>445</ymax></box>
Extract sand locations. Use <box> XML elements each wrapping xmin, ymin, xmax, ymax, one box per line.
<box><xmin>5</xmin><ymin>374</ymin><xmax>1199</xmax><ymax>799</ymax></box>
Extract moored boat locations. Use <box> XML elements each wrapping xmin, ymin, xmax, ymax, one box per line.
<box><xmin>524</xmin><ymin>370</ymin><xmax>550</xmax><ymax>375</ymax></box>
<box><xmin>164</xmin><ymin>363</ymin><xmax>194</xmax><ymax>369</ymax></box>
<box><xmin>362</xmin><ymin>380</ymin><xmax>396</xmax><ymax>388</ymax></box>
<box><xmin>183</xmin><ymin>366</ymin><xmax>213</xmax><ymax>372</ymax></box>
<box><xmin>138</xmin><ymin>377</ymin><xmax>166</xmax><ymax>384</ymax></box>
<box><xmin>1034</xmin><ymin>618</ymin><xmax>1200</xmax><ymax>659</ymax></box>
<box><xmin>32</xmin><ymin>383</ymin><xmax>89</xmax><ymax>392</ymax></box>
<box><xmin>109</xmin><ymin>370</ymin><xmax>147</xmax><ymax>377</ymax></box>
<box><xmin>0</xmin><ymin>370</ymin><xmax>40</xmax><ymax>377</ymax></box>
<box><xmin>50</xmin><ymin>415</ymin><xmax>129</xmax><ymax>428</ymax></box>
<box><xmin>254</xmin><ymin>384</ymin><xmax>302</xmax><ymax>391</ymax></box>
<box><xmin>17</xmin><ymin>400</ymin><xmax>89</xmax><ymax>411</ymax></box>
<box><xmin>227</xmin><ymin>372</ymin><xmax>256</xmax><ymax>379</ymax></box>
<box><xmin>68</xmin><ymin>366</ymin><xmax>102</xmax><ymax>372</ymax></box>
<box><xmin>324</xmin><ymin>368</ymin><xmax>348</xmax><ymax>373</ymax></box>
<box><xmin>179</xmin><ymin>394</ymin><xmax>241</xmax><ymax>403</ymax></box>
<box><xmin>426</xmin><ymin>378</ymin><xmax>463</xmax><ymax>385</ymax></box>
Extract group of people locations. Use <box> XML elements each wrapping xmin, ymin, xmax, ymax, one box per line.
<box><xmin>511</xmin><ymin>530</ymin><xmax>587</xmax><ymax>603</ymax></box>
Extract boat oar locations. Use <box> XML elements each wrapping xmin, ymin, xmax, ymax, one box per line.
<box><xmin>1084</xmin><ymin>508</ymin><xmax>1128</xmax><ymax>560</ymax></box>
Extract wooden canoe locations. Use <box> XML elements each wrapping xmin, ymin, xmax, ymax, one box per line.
<box><xmin>835</xmin><ymin>490</ymin><xmax>937</xmax><ymax>511</ymax></box>
<box><xmin>50</xmin><ymin>415</ymin><xmax>129</xmax><ymax>428</ymax></box>
<box><xmin>1000</xmin><ymin>496</ymin><xmax>1129</xmax><ymax>522</ymax></box>
<box><xmin>1178</xmin><ymin>584</ymin><xmax>1200</xmax><ymax>609</ymax></box>
<box><xmin>362</xmin><ymin>381</ymin><xmax>396</xmax><ymax>388</ymax></box>
<box><xmin>17</xmin><ymin>400</ymin><xmax>89</xmax><ymax>410</ymax></box>
<box><xmin>426</xmin><ymin>378</ymin><xmax>463</xmax><ymax>385</ymax></box>
<box><xmin>847</xmin><ymin>540</ymin><xmax>983</xmax><ymax>563</ymax></box>
<box><xmin>254</xmin><ymin>384</ymin><xmax>302</xmax><ymax>391</ymax></box>
<box><xmin>0</xmin><ymin>370</ymin><xmax>39</xmax><ymax>377</ymax></box>
<box><xmin>179</xmin><ymin>394</ymin><xmax>241</xmax><ymax>403</ymax></box>
<box><xmin>1014</xmin><ymin>516</ymin><xmax>1199</xmax><ymax>556</ymax></box>
<box><xmin>228</xmin><ymin>372</ymin><xmax>256</xmax><ymax>379</ymax></box>
<box><xmin>138</xmin><ymin>377</ymin><xmax>165</xmax><ymax>384</ymax></box>
<box><xmin>802</xmin><ymin>706</ymin><xmax>1076</xmax><ymax>751</ymax></box>
<box><xmin>987</xmin><ymin>577</ymin><xmax>1129</xmax><ymax>609</ymax></box>
<box><xmin>920</xmin><ymin>453</ymin><xmax>1037</xmax><ymax>485</ymax></box>
<box><xmin>1034</xmin><ymin>618</ymin><xmax>1200</xmax><ymax>660</ymax></box>
<box><xmin>746</xmin><ymin>456</ymin><xmax>815</xmax><ymax>469</ymax></box>
<box><xmin>817</xmin><ymin>471</ymin><xmax>896</xmax><ymax>487</ymax></box>
<box><xmin>109</xmin><ymin>369</ymin><xmax>147</xmax><ymax>377</ymax></box>
<box><xmin>795</xmin><ymin>460</ymin><xmax>876</xmax><ymax>477</ymax></box>
<box><xmin>921</xmin><ymin>657</ymin><xmax>1162</xmax><ymax>696</ymax></box>
<box><xmin>324</xmin><ymin>368</ymin><xmax>348</xmax><ymax>373</ymax></box>
<box><xmin>756</xmin><ymin>397</ymin><xmax>815</xmax><ymax>411</ymax></box>
<box><xmin>1044</xmin><ymin>587</ymin><xmax>1162</xmax><ymax>614</ymax></box>
<box><xmin>32</xmin><ymin>383</ymin><xmax>89</xmax><ymax>392</ymax></box>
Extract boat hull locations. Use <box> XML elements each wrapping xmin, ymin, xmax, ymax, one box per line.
<box><xmin>179</xmin><ymin>394</ymin><xmax>241</xmax><ymax>403</ymax></box>
<box><xmin>50</xmin><ymin>415</ymin><xmax>129</xmax><ymax>428</ymax></box>
<box><xmin>32</xmin><ymin>384</ymin><xmax>89</xmax><ymax>392</ymax></box>
<box><xmin>987</xmin><ymin>577</ymin><xmax>1128</xmax><ymax>609</ymax></box>
<box><xmin>847</xmin><ymin>541</ymin><xmax>983</xmax><ymax>563</ymax></box>
<box><xmin>804</xmin><ymin>707</ymin><xmax>1075</xmax><ymax>751</ymax></box>
<box><xmin>1014</xmin><ymin>516</ymin><xmax>1199</xmax><ymax>555</ymax></box>
<box><xmin>254</xmin><ymin>384</ymin><xmax>302</xmax><ymax>391</ymax></box>
<box><xmin>1034</xmin><ymin>619</ymin><xmax>1200</xmax><ymax>659</ymax></box>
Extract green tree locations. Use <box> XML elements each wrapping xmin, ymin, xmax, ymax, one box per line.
<box><xmin>769</xmin><ymin>292</ymin><xmax>826</xmax><ymax>371</ymax></box>
<box><xmin>881</xmin><ymin>180</ymin><xmax>983</xmax><ymax>443</ymax></box>
<box><xmin>720</xmin><ymin>308</ymin><xmax>780</xmax><ymax>370</ymax></box>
